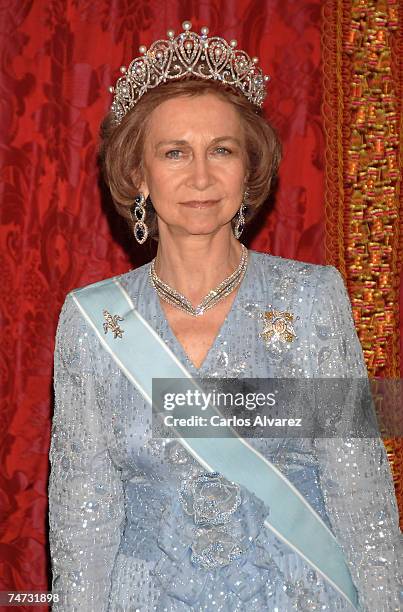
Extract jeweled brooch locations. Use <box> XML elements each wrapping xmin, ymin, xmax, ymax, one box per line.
<box><xmin>260</xmin><ymin>309</ymin><xmax>297</xmax><ymax>346</ymax></box>
<box><xmin>103</xmin><ymin>309</ymin><xmax>124</xmax><ymax>339</ymax></box>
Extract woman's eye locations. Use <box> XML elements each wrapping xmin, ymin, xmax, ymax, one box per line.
<box><xmin>215</xmin><ymin>147</ymin><xmax>231</xmax><ymax>155</ymax></box>
<box><xmin>166</xmin><ymin>150</ymin><xmax>183</xmax><ymax>159</ymax></box>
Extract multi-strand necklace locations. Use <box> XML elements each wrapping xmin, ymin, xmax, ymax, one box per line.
<box><xmin>149</xmin><ymin>245</ymin><xmax>248</xmax><ymax>317</ymax></box>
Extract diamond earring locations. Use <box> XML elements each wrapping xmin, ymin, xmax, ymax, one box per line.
<box><xmin>130</xmin><ymin>192</ymin><xmax>148</xmax><ymax>244</ymax></box>
<box><xmin>234</xmin><ymin>189</ymin><xmax>249</xmax><ymax>239</ymax></box>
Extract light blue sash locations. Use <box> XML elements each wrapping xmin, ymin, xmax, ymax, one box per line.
<box><xmin>71</xmin><ymin>277</ymin><xmax>359</xmax><ymax>610</ymax></box>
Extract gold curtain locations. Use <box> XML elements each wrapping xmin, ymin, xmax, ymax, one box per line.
<box><xmin>322</xmin><ymin>0</ymin><xmax>402</xmax><ymax>527</ymax></box>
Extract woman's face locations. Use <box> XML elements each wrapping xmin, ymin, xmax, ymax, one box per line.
<box><xmin>138</xmin><ymin>92</ymin><xmax>247</xmax><ymax>239</ymax></box>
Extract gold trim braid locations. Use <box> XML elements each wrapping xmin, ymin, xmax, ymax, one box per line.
<box><xmin>322</xmin><ymin>0</ymin><xmax>402</xmax><ymax>527</ymax></box>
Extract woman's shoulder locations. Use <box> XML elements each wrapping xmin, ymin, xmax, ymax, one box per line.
<box><xmin>249</xmin><ymin>249</ymin><xmax>338</xmax><ymax>283</ymax></box>
<box><xmin>66</xmin><ymin>261</ymin><xmax>150</xmax><ymax>301</ymax></box>
<box><xmin>248</xmin><ymin>250</ymin><xmax>349</xmax><ymax>328</ymax></box>
<box><xmin>58</xmin><ymin>262</ymin><xmax>151</xmax><ymax>332</ymax></box>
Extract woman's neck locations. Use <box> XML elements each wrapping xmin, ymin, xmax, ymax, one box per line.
<box><xmin>153</xmin><ymin>229</ymin><xmax>244</xmax><ymax>304</ymax></box>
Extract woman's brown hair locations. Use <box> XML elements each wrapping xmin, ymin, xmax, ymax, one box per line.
<box><xmin>99</xmin><ymin>78</ymin><xmax>281</xmax><ymax>240</ymax></box>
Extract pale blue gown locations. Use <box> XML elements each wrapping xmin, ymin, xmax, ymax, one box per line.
<box><xmin>48</xmin><ymin>250</ymin><xmax>403</xmax><ymax>611</ymax></box>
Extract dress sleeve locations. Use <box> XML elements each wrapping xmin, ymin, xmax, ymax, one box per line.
<box><xmin>48</xmin><ymin>294</ymin><xmax>125</xmax><ymax>610</ymax></box>
<box><xmin>310</xmin><ymin>266</ymin><xmax>403</xmax><ymax>612</ymax></box>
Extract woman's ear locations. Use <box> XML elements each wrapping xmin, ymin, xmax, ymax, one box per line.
<box><xmin>131</xmin><ymin>170</ymin><xmax>149</xmax><ymax>199</ymax></box>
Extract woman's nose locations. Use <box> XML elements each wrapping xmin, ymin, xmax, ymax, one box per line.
<box><xmin>188</xmin><ymin>156</ymin><xmax>213</xmax><ymax>190</ymax></box>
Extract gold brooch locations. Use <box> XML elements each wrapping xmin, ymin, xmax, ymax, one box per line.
<box><xmin>260</xmin><ymin>309</ymin><xmax>297</xmax><ymax>346</ymax></box>
<box><xmin>103</xmin><ymin>309</ymin><xmax>124</xmax><ymax>339</ymax></box>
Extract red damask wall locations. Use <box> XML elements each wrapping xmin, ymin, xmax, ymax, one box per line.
<box><xmin>0</xmin><ymin>0</ymin><xmax>332</xmax><ymax>603</ymax></box>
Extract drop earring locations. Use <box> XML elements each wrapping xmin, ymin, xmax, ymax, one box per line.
<box><xmin>130</xmin><ymin>192</ymin><xmax>148</xmax><ymax>244</ymax></box>
<box><xmin>234</xmin><ymin>188</ymin><xmax>249</xmax><ymax>239</ymax></box>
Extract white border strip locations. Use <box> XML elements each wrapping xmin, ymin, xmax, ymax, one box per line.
<box><xmin>237</xmin><ymin>433</ymin><xmax>338</xmax><ymax>541</ymax></box>
<box><xmin>71</xmin><ymin>292</ymin><xmax>151</xmax><ymax>404</ymax></box>
<box><xmin>263</xmin><ymin>518</ymin><xmax>356</xmax><ymax>610</ymax></box>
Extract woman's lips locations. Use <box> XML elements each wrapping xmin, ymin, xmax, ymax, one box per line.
<box><xmin>180</xmin><ymin>199</ymin><xmax>220</xmax><ymax>209</ymax></box>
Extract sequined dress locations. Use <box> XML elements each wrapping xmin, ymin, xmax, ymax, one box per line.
<box><xmin>48</xmin><ymin>250</ymin><xmax>403</xmax><ymax>611</ymax></box>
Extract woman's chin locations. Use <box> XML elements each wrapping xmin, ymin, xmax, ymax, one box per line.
<box><xmin>163</xmin><ymin>220</ymin><xmax>233</xmax><ymax>237</ymax></box>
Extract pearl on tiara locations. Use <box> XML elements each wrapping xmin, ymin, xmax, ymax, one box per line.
<box><xmin>109</xmin><ymin>21</ymin><xmax>270</xmax><ymax>125</ymax></box>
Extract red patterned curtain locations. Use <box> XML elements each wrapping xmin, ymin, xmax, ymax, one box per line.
<box><xmin>1</xmin><ymin>0</ymin><xmax>400</xmax><ymax>603</ymax></box>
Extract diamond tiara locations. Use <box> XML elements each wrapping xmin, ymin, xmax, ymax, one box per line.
<box><xmin>108</xmin><ymin>20</ymin><xmax>270</xmax><ymax>125</ymax></box>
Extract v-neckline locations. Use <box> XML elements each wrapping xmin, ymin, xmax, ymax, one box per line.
<box><xmin>149</xmin><ymin>250</ymin><xmax>254</xmax><ymax>374</ymax></box>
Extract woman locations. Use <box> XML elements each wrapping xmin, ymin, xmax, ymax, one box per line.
<box><xmin>48</xmin><ymin>22</ymin><xmax>402</xmax><ymax>611</ymax></box>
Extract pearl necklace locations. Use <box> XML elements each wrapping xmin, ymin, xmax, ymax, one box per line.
<box><xmin>149</xmin><ymin>245</ymin><xmax>248</xmax><ymax>317</ymax></box>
